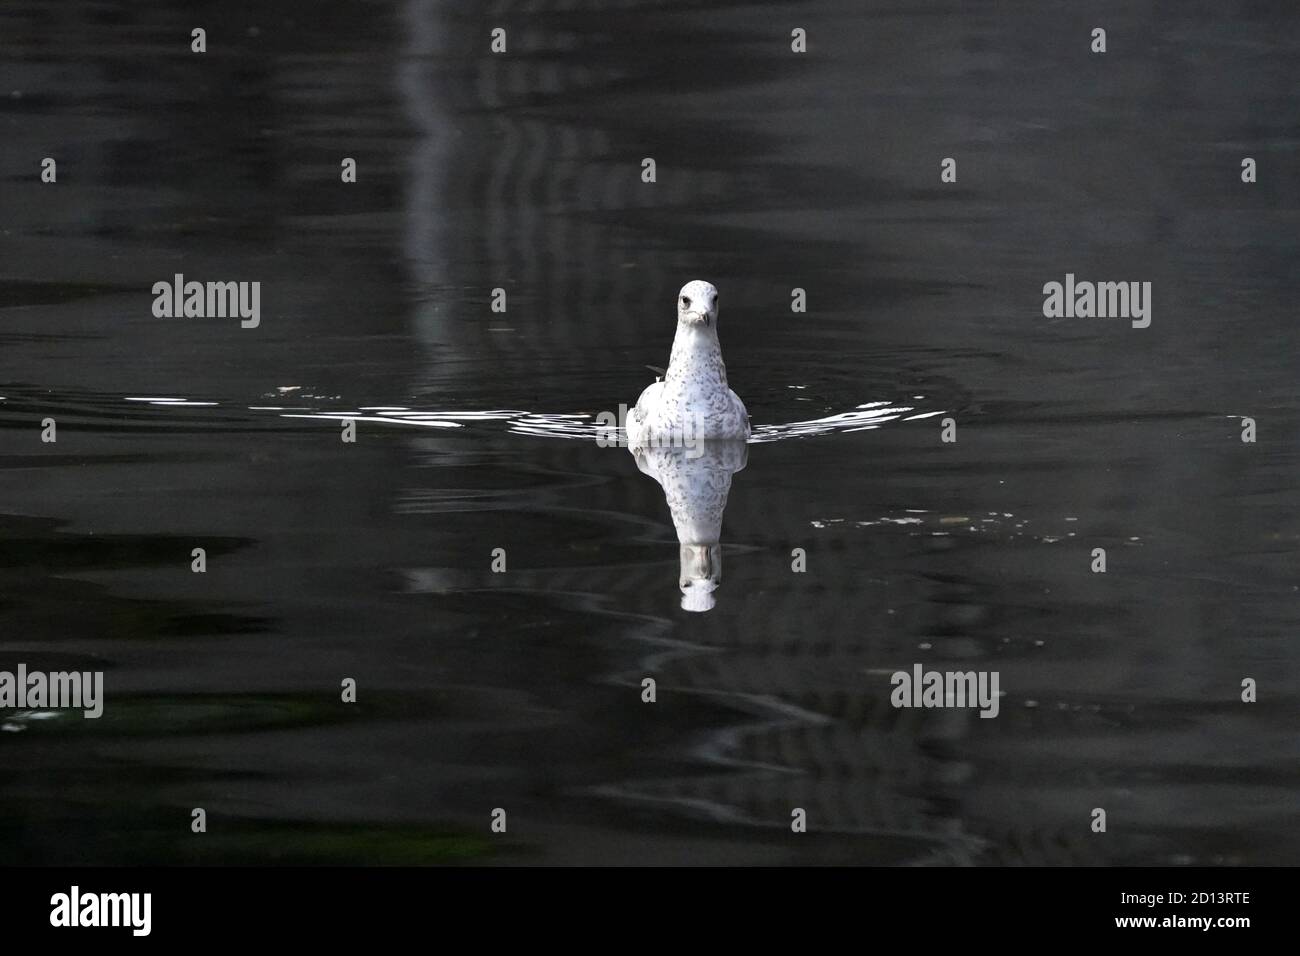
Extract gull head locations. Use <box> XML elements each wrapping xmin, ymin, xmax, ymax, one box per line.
<box><xmin>676</xmin><ymin>279</ymin><xmax>719</xmax><ymax>328</ymax></box>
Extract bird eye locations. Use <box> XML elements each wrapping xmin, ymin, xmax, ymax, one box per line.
<box><xmin>681</xmin><ymin>296</ymin><xmax>691</xmax><ymax>307</ymax></box>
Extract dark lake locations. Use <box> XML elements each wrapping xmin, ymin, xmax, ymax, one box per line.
<box><xmin>1</xmin><ymin>0</ymin><xmax>1296</xmax><ymax>865</ymax></box>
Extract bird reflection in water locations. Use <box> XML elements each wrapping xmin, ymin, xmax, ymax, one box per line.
<box><xmin>630</xmin><ymin>440</ymin><xmax>748</xmax><ymax>613</ymax></box>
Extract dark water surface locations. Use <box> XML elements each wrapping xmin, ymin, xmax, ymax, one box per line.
<box><xmin>1</xmin><ymin>1</ymin><xmax>1296</xmax><ymax>864</ymax></box>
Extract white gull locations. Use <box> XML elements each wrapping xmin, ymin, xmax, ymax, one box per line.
<box><xmin>626</xmin><ymin>280</ymin><xmax>750</xmax><ymax>449</ymax></box>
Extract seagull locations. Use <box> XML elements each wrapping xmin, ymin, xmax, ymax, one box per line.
<box><xmin>626</xmin><ymin>280</ymin><xmax>750</xmax><ymax>450</ymax></box>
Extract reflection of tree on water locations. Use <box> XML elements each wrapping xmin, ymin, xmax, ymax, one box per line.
<box><xmin>631</xmin><ymin>440</ymin><xmax>747</xmax><ymax>613</ymax></box>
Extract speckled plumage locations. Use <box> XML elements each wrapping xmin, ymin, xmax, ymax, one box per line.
<box><xmin>632</xmin><ymin>439</ymin><xmax>749</xmax><ymax>612</ymax></box>
<box><xmin>627</xmin><ymin>280</ymin><xmax>750</xmax><ymax>449</ymax></box>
